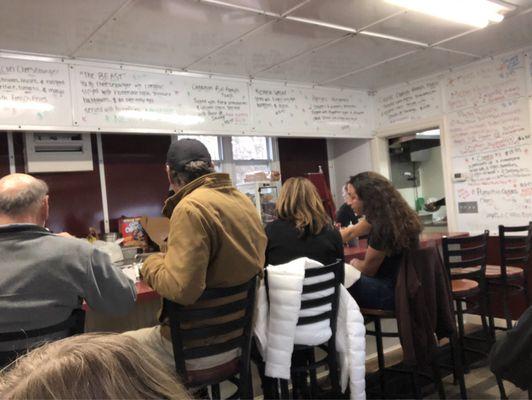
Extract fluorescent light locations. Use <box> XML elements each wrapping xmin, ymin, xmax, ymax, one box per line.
<box><xmin>385</xmin><ymin>0</ymin><xmax>512</xmax><ymax>28</ymax></box>
<box><xmin>117</xmin><ymin>110</ymin><xmax>205</xmax><ymax>126</ymax></box>
<box><xmin>0</xmin><ymin>100</ymin><xmax>54</xmax><ymax>112</ymax></box>
<box><xmin>417</xmin><ymin>129</ymin><xmax>440</xmax><ymax>137</ymax></box>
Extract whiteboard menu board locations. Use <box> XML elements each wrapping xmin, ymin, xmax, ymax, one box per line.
<box><xmin>448</xmin><ymin>97</ymin><xmax>532</xmax><ymax>231</ymax></box>
<box><xmin>0</xmin><ymin>58</ymin><xmax>72</xmax><ymax>126</ymax></box>
<box><xmin>375</xmin><ymin>75</ymin><xmax>442</xmax><ymax>127</ymax></box>
<box><xmin>309</xmin><ymin>88</ymin><xmax>372</xmax><ymax>136</ymax></box>
<box><xmin>251</xmin><ymin>83</ymin><xmax>311</xmax><ymax>132</ymax></box>
<box><xmin>183</xmin><ymin>78</ymin><xmax>250</xmax><ymax>130</ymax></box>
<box><xmin>250</xmin><ymin>84</ymin><xmax>373</xmax><ymax>136</ymax></box>
<box><xmin>444</xmin><ymin>51</ymin><xmax>526</xmax><ymax>113</ymax></box>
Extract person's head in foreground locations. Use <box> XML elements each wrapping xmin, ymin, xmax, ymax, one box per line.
<box><xmin>0</xmin><ymin>333</ymin><xmax>191</xmax><ymax>400</ymax></box>
<box><xmin>276</xmin><ymin>176</ymin><xmax>331</xmax><ymax>236</ymax></box>
<box><xmin>348</xmin><ymin>171</ymin><xmax>422</xmax><ymax>253</ymax></box>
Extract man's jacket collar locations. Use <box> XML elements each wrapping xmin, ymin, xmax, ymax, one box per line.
<box><xmin>162</xmin><ymin>173</ymin><xmax>233</xmax><ymax>218</ymax></box>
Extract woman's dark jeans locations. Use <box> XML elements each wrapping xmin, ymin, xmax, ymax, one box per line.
<box><xmin>349</xmin><ymin>274</ymin><xmax>395</xmax><ymax>310</ymax></box>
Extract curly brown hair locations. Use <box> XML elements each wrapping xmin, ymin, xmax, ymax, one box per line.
<box><xmin>348</xmin><ymin>171</ymin><xmax>422</xmax><ymax>254</ymax></box>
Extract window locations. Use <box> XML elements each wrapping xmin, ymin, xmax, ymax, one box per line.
<box><xmin>232</xmin><ymin>136</ymin><xmax>272</xmax><ymax>184</ymax></box>
<box><xmin>178</xmin><ymin>135</ymin><xmax>221</xmax><ymax>161</ymax></box>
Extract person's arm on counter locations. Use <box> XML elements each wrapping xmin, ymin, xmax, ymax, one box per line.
<box><xmin>83</xmin><ymin>247</ymin><xmax>137</xmax><ymax>314</ymax></box>
<box><xmin>349</xmin><ymin>246</ymin><xmax>385</xmax><ymax>277</ymax></box>
<box><xmin>340</xmin><ymin>218</ymin><xmax>371</xmax><ymax>242</ymax></box>
<box><xmin>141</xmin><ymin>204</ymin><xmax>211</xmax><ymax>306</ymax></box>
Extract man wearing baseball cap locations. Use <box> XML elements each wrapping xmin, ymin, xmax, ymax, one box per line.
<box><xmin>125</xmin><ymin>138</ymin><xmax>267</xmax><ymax>373</ymax></box>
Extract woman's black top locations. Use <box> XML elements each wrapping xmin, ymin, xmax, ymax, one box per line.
<box><xmin>367</xmin><ymin>232</ymin><xmax>403</xmax><ymax>286</ymax></box>
<box><xmin>265</xmin><ymin>219</ymin><xmax>344</xmax><ymax>266</ymax></box>
<box><xmin>335</xmin><ymin>203</ymin><xmax>359</xmax><ymax>227</ymax></box>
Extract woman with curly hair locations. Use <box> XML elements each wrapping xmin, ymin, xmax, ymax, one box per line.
<box><xmin>343</xmin><ymin>171</ymin><xmax>422</xmax><ymax>310</ymax></box>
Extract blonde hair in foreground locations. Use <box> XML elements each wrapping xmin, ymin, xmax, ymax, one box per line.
<box><xmin>0</xmin><ymin>333</ymin><xmax>191</xmax><ymax>400</ymax></box>
<box><xmin>276</xmin><ymin>177</ymin><xmax>331</xmax><ymax>235</ymax></box>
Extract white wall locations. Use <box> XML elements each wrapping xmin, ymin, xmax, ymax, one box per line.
<box><xmin>327</xmin><ymin>138</ymin><xmax>373</xmax><ymax>206</ymax></box>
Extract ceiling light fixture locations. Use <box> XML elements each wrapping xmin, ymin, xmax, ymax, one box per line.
<box><xmin>384</xmin><ymin>0</ymin><xmax>512</xmax><ymax>28</ymax></box>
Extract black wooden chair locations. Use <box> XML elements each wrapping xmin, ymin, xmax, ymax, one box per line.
<box><xmin>0</xmin><ymin>308</ymin><xmax>86</xmax><ymax>369</ymax></box>
<box><xmin>361</xmin><ymin>246</ymin><xmax>466</xmax><ymax>400</ymax></box>
<box><xmin>164</xmin><ymin>275</ymin><xmax>258</xmax><ymax>400</ymax></box>
<box><xmin>262</xmin><ymin>259</ymin><xmax>343</xmax><ymax>399</ymax></box>
<box><xmin>486</xmin><ymin>222</ymin><xmax>532</xmax><ymax>331</ymax></box>
<box><xmin>442</xmin><ymin>231</ymin><xmax>507</xmax><ymax>398</ymax></box>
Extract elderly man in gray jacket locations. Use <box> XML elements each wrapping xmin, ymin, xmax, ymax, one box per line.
<box><xmin>0</xmin><ymin>173</ymin><xmax>136</xmax><ymax>344</ymax></box>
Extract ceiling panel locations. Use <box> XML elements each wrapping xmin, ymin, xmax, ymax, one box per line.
<box><xmin>367</xmin><ymin>11</ymin><xmax>475</xmax><ymax>46</ymax></box>
<box><xmin>437</xmin><ymin>10</ymin><xmax>532</xmax><ymax>57</ymax></box>
<box><xmin>74</xmin><ymin>0</ymin><xmax>271</xmax><ymax>68</ymax></box>
<box><xmin>289</xmin><ymin>0</ymin><xmax>403</xmax><ymax>30</ymax></box>
<box><xmin>0</xmin><ymin>0</ymin><xmax>127</xmax><ymax>56</ymax></box>
<box><xmin>254</xmin><ymin>33</ymin><xmax>420</xmax><ymax>84</ymax></box>
<box><xmin>329</xmin><ymin>48</ymin><xmax>478</xmax><ymax>90</ymax></box>
<box><xmin>190</xmin><ymin>19</ymin><xmax>344</xmax><ymax>76</ymax></box>
<box><xmin>213</xmin><ymin>0</ymin><xmax>307</xmax><ymax>15</ymax></box>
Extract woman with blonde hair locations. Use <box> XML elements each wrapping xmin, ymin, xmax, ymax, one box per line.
<box><xmin>265</xmin><ymin>176</ymin><xmax>344</xmax><ymax>266</ymax></box>
<box><xmin>0</xmin><ymin>333</ymin><xmax>191</xmax><ymax>400</ymax></box>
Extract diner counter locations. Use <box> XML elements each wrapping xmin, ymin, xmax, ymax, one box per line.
<box><xmin>125</xmin><ymin>231</ymin><xmax>468</xmax><ymax>304</ymax></box>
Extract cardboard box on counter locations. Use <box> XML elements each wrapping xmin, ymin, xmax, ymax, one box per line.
<box><xmin>138</xmin><ymin>216</ymin><xmax>169</xmax><ymax>252</ymax></box>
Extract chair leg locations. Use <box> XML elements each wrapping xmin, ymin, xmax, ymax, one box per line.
<box><xmin>485</xmin><ymin>284</ymin><xmax>496</xmax><ymax>339</ymax></box>
<box><xmin>496</xmin><ymin>376</ymin><xmax>507</xmax><ymax>400</ymax></box>
<box><xmin>430</xmin><ymin>351</ymin><xmax>446</xmax><ymax>400</ymax></box>
<box><xmin>211</xmin><ymin>383</ymin><xmax>221</xmax><ymax>400</ymax></box>
<box><xmin>455</xmin><ymin>299</ymin><xmax>469</xmax><ymax>373</ymax></box>
<box><xmin>450</xmin><ymin>334</ymin><xmax>468</xmax><ymax>400</ymax></box>
<box><xmin>374</xmin><ymin>317</ymin><xmax>387</xmax><ymax>397</ymax></box>
<box><xmin>328</xmin><ymin>349</ymin><xmax>341</xmax><ymax>395</ymax></box>
<box><xmin>308</xmin><ymin>350</ymin><xmax>319</xmax><ymax>397</ymax></box>
<box><xmin>502</xmin><ymin>285</ymin><xmax>513</xmax><ymax>331</ymax></box>
<box><xmin>280</xmin><ymin>379</ymin><xmax>290</xmax><ymax>400</ymax></box>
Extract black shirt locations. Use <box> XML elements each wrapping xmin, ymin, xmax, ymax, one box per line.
<box><xmin>265</xmin><ymin>219</ymin><xmax>344</xmax><ymax>266</ymax></box>
<box><xmin>335</xmin><ymin>203</ymin><xmax>359</xmax><ymax>227</ymax></box>
<box><xmin>368</xmin><ymin>231</ymin><xmax>403</xmax><ymax>285</ymax></box>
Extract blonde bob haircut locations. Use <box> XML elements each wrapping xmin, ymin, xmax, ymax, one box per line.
<box><xmin>276</xmin><ymin>177</ymin><xmax>331</xmax><ymax>236</ymax></box>
<box><xmin>0</xmin><ymin>333</ymin><xmax>191</xmax><ymax>400</ymax></box>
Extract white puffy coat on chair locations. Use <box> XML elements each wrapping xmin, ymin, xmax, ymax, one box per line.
<box><xmin>253</xmin><ymin>257</ymin><xmax>366</xmax><ymax>400</ymax></box>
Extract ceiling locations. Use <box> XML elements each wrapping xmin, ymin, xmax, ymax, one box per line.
<box><xmin>1</xmin><ymin>0</ymin><xmax>531</xmax><ymax>91</ymax></box>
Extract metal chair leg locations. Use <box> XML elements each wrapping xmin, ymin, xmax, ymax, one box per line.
<box><xmin>280</xmin><ymin>379</ymin><xmax>290</xmax><ymax>399</ymax></box>
<box><xmin>450</xmin><ymin>334</ymin><xmax>467</xmax><ymax>400</ymax></box>
<box><xmin>374</xmin><ymin>317</ymin><xmax>387</xmax><ymax>397</ymax></box>
<box><xmin>496</xmin><ymin>376</ymin><xmax>507</xmax><ymax>400</ymax></box>
<box><xmin>211</xmin><ymin>383</ymin><xmax>221</xmax><ymax>400</ymax></box>
<box><xmin>455</xmin><ymin>299</ymin><xmax>469</xmax><ymax>373</ymax></box>
<box><xmin>502</xmin><ymin>285</ymin><xmax>513</xmax><ymax>331</ymax></box>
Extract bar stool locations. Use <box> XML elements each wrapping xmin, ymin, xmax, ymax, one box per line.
<box><xmin>486</xmin><ymin>222</ymin><xmax>532</xmax><ymax>331</ymax></box>
<box><xmin>442</xmin><ymin>231</ymin><xmax>507</xmax><ymax>399</ymax></box>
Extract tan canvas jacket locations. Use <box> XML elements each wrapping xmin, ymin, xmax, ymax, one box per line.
<box><xmin>141</xmin><ymin>173</ymin><xmax>266</xmax><ymax>312</ymax></box>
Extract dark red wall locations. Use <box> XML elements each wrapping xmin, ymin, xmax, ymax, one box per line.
<box><xmin>0</xmin><ymin>133</ymin><xmax>10</xmax><ymax>178</ymax></box>
<box><xmin>278</xmin><ymin>138</ymin><xmax>330</xmax><ymax>186</ymax></box>
<box><xmin>102</xmin><ymin>134</ymin><xmax>171</xmax><ymax>231</ymax></box>
<box><xmin>3</xmin><ymin>131</ymin><xmax>172</xmax><ymax>238</ymax></box>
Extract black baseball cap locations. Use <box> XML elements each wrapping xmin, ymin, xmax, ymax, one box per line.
<box><xmin>166</xmin><ymin>139</ymin><xmax>212</xmax><ymax>172</ymax></box>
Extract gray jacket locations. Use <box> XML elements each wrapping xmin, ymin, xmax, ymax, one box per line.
<box><xmin>0</xmin><ymin>224</ymin><xmax>136</xmax><ymax>333</ymax></box>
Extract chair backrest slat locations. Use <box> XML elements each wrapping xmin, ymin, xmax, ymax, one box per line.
<box><xmin>179</xmin><ymin>317</ymin><xmax>247</xmax><ymax>341</ymax></box>
<box><xmin>442</xmin><ymin>231</ymin><xmax>489</xmax><ymax>281</ymax></box>
<box><xmin>300</xmin><ymin>294</ymin><xmax>334</xmax><ymax>310</ymax></box>
<box><xmin>302</xmin><ymin>277</ymin><xmax>336</xmax><ymax>294</ymax></box>
<box><xmin>297</xmin><ymin>311</ymin><xmax>332</xmax><ymax>326</ymax></box>
<box><xmin>183</xmin><ymin>336</ymin><xmax>244</xmax><ymax>359</ymax></box>
<box><xmin>172</xmin><ymin>298</ymin><xmax>248</xmax><ymax>322</ymax></box>
<box><xmin>499</xmin><ymin>222</ymin><xmax>532</xmax><ymax>273</ymax></box>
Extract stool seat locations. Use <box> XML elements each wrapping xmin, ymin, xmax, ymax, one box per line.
<box><xmin>360</xmin><ymin>308</ymin><xmax>395</xmax><ymax>318</ymax></box>
<box><xmin>451</xmin><ymin>278</ymin><xmax>479</xmax><ymax>296</ymax></box>
<box><xmin>485</xmin><ymin>265</ymin><xmax>524</xmax><ymax>279</ymax></box>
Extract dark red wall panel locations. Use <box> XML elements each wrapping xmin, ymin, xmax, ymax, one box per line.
<box><xmin>102</xmin><ymin>134</ymin><xmax>171</xmax><ymax>229</ymax></box>
<box><xmin>278</xmin><ymin>138</ymin><xmax>330</xmax><ymax>186</ymax></box>
<box><xmin>0</xmin><ymin>133</ymin><xmax>10</xmax><ymax>178</ymax></box>
<box><xmin>33</xmin><ymin>134</ymin><xmax>103</xmax><ymax>237</ymax></box>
